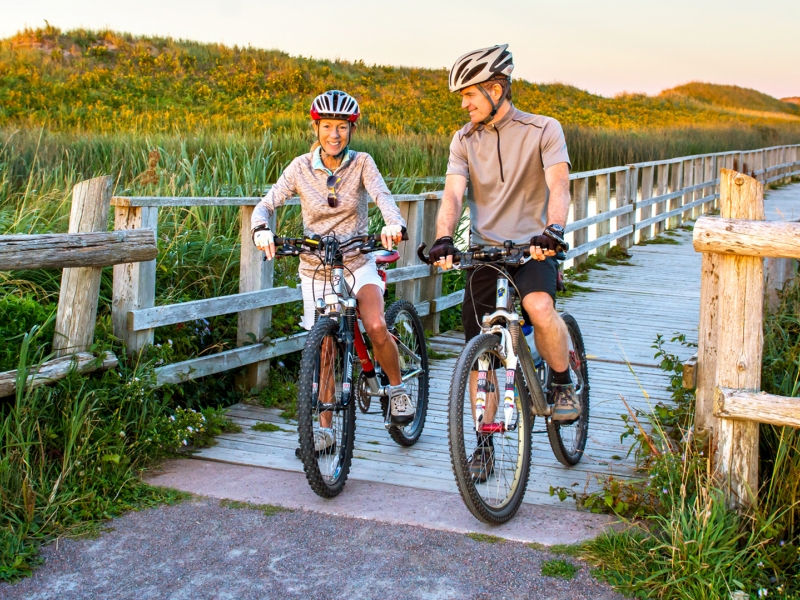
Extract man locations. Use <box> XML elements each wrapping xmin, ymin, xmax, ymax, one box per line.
<box><xmin>429</xmin><ymin>44</ymin><xmax>580</xmax><ymax>447</ymax></box>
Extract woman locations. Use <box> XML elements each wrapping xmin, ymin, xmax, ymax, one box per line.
<box><xmin>251</xmin><ymin>90</ymin><xmax>413</xmax><ymax>452</ymax></box>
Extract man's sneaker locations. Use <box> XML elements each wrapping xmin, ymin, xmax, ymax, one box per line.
<box><xmin>468</xmin><ymin>445</ymin><xmax>495</xmax><ymax>483</ymax></box>
<box><xmin>551</xmin><ymin>383</ymin><xmax>581</xmax><ymax>423</ymax></box>
<box><xmin>389</xmin><ymin>385</ymin><xmax>415</xmax><ymax>424</ymax></box>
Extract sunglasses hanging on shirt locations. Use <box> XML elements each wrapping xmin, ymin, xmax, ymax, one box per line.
<box><xmin>326</xmin><ymin>173</ymin><xmax>342</xmax><ymax>208</ymax></box>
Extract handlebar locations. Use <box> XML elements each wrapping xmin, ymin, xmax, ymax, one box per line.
<box><xmin>271</xmin><ymin>230</ymin><xmax>409</xmax><ymax>258</ymax></box>
<box><xmin>416</xmin><ymin>241</ymin><xmax>567</xmax><ymax>266</ymax></box>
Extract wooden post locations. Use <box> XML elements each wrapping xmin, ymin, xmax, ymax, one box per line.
<box><xmin>654</xmin><ymin>164</ymin><xmax>669</xmax><ymax>235</ymax></box>
<box><xmin>595</xmin><ymin>174</ymin><xmax>611</xmax><ymax>255</ymax></box>
<box><xmin>236</xmin><ymin>207</ymin><xmax>275</xmax><ymax>392</ymax></box>
<box><xmin>572</xmin><ymin>177</ymin><xmax>589</xmax><ymax>264</ymax></box>
<box><xmin>681</xmin><ymin>158</ymin><xmax>694</xmax><ymax>223</ymax></box>
<box><xmin>112</xmin><ymin>206</ymin><xmax>158</xmax><ymax>356</ymax></box>
<box><xmin>703</xmin><ymin>156</ymin><xmax>716</xmax><ymax>214</ymax></box>
<box><xmin>616</xmin><ymin>167</ymin><xmax>634</xmax><ymax>250</ymax></box>
<box><xmin>396</xmin><ymin>199</ymin><xmax>424</xmax><ymax>304</ymax></box>
<box><xmin>638</xmin><ymin>166</ymin><xmax>654</xmax><ymax>241</ymax></box>
<box><xmin>692</xmin><ymin>158</ymin><xmax>704</xmax><ymax>219</ymax></box>
<box><xmin>669</xmin><ymin>160</ymin><xmax>683</xmax><ymax>229</ymax></box>
<box><xmin>713</xmin><ymin>169</ymin><xmax>764</xmax><ymax>510</ymax></box>
<box><xmin>419</xmin><ymin>195</ymin><xmax>442</xmax><ymax>333</ymax></box>
<box><xmin>695</xmin><ymin>251</ymin><xmax>720</xmax><ymax>434</ymax></box>
<box><xmin>53</xmin><ymin>176</ymin><xmax>113</xmax><ymax>357</ymax></box>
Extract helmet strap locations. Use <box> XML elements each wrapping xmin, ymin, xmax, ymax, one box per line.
<box><xmin>477</xmin><ymin>84</ymin><xmax>504</xmax><ymax>125</ymax></box>
<box><xmin>316</xmin><ymin>122</ymin><xmax>353</xmax><ymax>162</ymax></box>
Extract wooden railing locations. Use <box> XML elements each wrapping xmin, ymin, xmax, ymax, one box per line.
<box><xmin>106</xmin><ymin>144</ymin><xmax>800</xmax><ymax>390</ymax></box>
<box><xmin>692</xmin><ymin>168</ymin><xmax>800</xmax><ymax>511</ymax></box>
<box><xmin>0</xmin><ymin>176</ymin><xmax>157</xmax><ymax>397</ymax></box>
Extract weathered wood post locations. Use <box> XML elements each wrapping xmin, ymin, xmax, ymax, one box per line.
<box><xmin>616</xmin><ymin>167</ymin><xmax>633</xmax><ymax>250</ymax></box>
<box><xmin>681</xmin><ymin>158</ymin><xmax>694</xmax><ymax>223</ymax></box>
<box><xmin>703</xmin><ymin>155</ymin><xmax>716</xmax><ymax>213</ymax></box>
<box><xmin>712</xmin><ymin>169</ymin><xmax>764</xmax><ymax>510</ymax></box>
<box><xmin>572</xmin><ymin>177</ymin><xmax>589</xmax><ymax>265</ymax></box>
<box><xmin>53</xmin><ymin>176</ymin><xmax>113</xmax><ymax>357</ymax></box>
<box><xmin>654</xmin><ymin>164</ymin><xmax>668</xmax><ymax>236</ymax></box>
<box><xmin>396</xmin><ymin>198</ymin><xmax>424</xmax><ymax>304</ymax></box>
<box><xmin>669</xmin><ymin>160</ymin><xmax>684</xmax><ymax>230</ymax></box>
<box><xmin>112</xmin><ymin>200</ymin><xmax>158</xmax><ymax>355</ymax></box>
<box><xmin>692</xmin><ymin>157</ymin><xmax>704</xmax><ymax>219</ymax></box>
<box><xmin>419</xmin><ymin>193</ymin><xmax>443</xmax><ymax>333</ymax></box>
<box><xmin>595</xmin><ymin>173</ymin><xmax>611</xmax><ymax>255</ymax></box>
<box><xmin>638</xmin><ymin>166</ymin><xmax>654</xmax><ymax>241</ymax></box>
<box><xmin>236</xmin><ymin>206</ymin><xmax>275</xmax><ymax>391</ymax></box>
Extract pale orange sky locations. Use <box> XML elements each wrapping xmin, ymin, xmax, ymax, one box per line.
<box><xmin>3</xmin><ymin>0</ymin><xmax>799</xmax><ymax>99</ymax></box>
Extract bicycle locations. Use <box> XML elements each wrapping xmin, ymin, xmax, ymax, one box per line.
<box><xmin>417</xmin><ymin>241</ymin><xmax>589</xmax><ymax>524</ymax></box>
<box><xmin>274</xmin><ymin>233</ymin><xmax>429</xmax><ymax>498</ymax></box>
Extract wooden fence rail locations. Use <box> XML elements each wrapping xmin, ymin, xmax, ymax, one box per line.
<box><xmin>104</xmin><ymin>143</ymin><xmax>800</xmax><ymax>390</ymax></box>
<box><xmin>692</xmin><ymin>168</ymin><xmax>800</xmax><ymax>511</ymax></box>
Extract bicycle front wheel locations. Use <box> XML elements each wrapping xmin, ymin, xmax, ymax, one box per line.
<box><xmin>448</xmin><ymin>333</ymin><xmax>532</xmax><ymax>525</ymax></box>
<box><xmin>296</xmin><ymin>317</ymin><xmax>356</xmax><ymax>498</ymax></box>
<box><xmin>547</xmin><ymin>312</ymin><xmax>590</xmax><ymax>466</ymax></box>
<box><xmin>383</xmin><ymin>300</ymin><xmax>429</xmax><ymax>447</ymax></box>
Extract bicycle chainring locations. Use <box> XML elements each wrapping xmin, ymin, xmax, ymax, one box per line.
<box><xmin>356</xmin><ymin>370</ymin><xmax>372</xmax><ymax>414</ymax></box>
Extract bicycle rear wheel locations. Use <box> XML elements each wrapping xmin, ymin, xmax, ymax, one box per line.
<box><xmin>296</xmin><ymin>317</ymin><xmax>356</xmax><ymax>498</ymax></box>
<box><xmin>383</xmin><ymin>300</ymin><xmax>429</xmax><ymax>447</ymax></box>
<box><xmin>547</xmin><ymin>312</ymin><xmax>590</xmax><ymax>466</ymax></box>
<box><xmin>448</xmin><ymin>333</ymin><xmax>532</xmax><ymax>525</ymax></box>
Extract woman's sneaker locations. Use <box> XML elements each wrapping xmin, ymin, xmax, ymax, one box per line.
<box><xmin>551</xmin><ymin>383</ymin><xmax>581</xmax><ymax>423</ymax></box>
<box><xmin>389</xmin><ymin>385</ymin><xmax>415</xmax><ymax>424</ymax></box>
<box><xmin>468</xmin><ymin>445</ymin><xmax>495</xmax><ymax>483</ymax></box>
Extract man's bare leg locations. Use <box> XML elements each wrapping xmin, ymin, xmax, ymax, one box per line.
<box><xmin>521</xmin><ymin>291</ymin><xmax>569</xmax><ymax>371</ymax></box>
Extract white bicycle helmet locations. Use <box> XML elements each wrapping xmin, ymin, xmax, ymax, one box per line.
<box><xmin>449</xmin><ymin>44</ymin><xmax>514</xmax><ymax>93</ymax></box>
<box><xmin>310</xmin><ymin>90</ymin><xmax>360</xmax><ymax>123</ymax></box>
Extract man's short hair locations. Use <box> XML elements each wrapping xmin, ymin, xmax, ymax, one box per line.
<box><xmin>480</xmin><ymin>76</ymin><xmax>512</xmax><ymax>102</ymax></box>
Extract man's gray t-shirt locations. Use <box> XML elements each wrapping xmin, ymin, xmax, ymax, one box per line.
<box><xmin>446</xmin><ymin>105</ymin><xmax>571</xmax><ymax>247</ymax></box>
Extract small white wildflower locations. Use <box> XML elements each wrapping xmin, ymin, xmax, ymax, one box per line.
<box><xmin>662</xmin><ymin>488</ymin><xmax>668</xmax><ymax>494</ymax></box>
<box><xmin>79</xmin><ymin>471</ymin><xmax>85</xmax><ymax>476</ymax></box>
<box><xmin>780</xmin><ymin>540</ymin><xmax>785</xmax><ymax>546</ymax></box>
<box><xmin>182</xmin><ymin>439</ymin><xmax>188</xmax><ymax>446</ymax></box>
<box><xmin>758</xmin><ymin>561</ymin><xmax>764</xmax><ymax>567</ymax></box>
<box><xmin>168</xmin><ymin>339</ymin><xmax>173</xmax><ymax>345</ymax></box>
<box><xmin>758</xmin><ymin>588</ymin><xmax>768</xmax><ymax>598</ymax></box>
<box><xmin>187</xmin><ymin>426</ymin><xmax>194</xmax><ymax>433</ymax></box>
<box><xmin>169</xmin><ymin>415</ymin><xmax>175</xmax><ymax>421</ymax></box>
<box><xmin>119</xmin><ymin>431</ymin><xmax>125</xmax><ymax>437</ymax></box>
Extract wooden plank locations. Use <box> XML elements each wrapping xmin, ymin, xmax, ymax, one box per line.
<box><xmin>619</xmin><ymin>167</ymin><xmax>636</xmax><ymax>249</ymax></box>
<box><xmin>715</xmin><ymin>387</ymin><xmax>800</xmax><ymax>429</ymax></box>
<box><xmin>53</xmin><ymin>176</ymin><xmax>113</xmax><ymax>357</ymax></box>
<box><xmin>113</xmin><ymin>206</ymin><xmax>158</xmax><ymax>355</ymax></box>
<box><xmin>693</xmin><ymin>218</ymin><xmax>800</xmax><ymax>258</ymax></box>
<box><xmin>395</xmin><ymin>199</ymin><xmax>424</xmax><ymax>303</ymax></box>
<box><xmin>713</xmin><ymin>169</ymin><xmax>764</xmax><ymax>510</ymax></box>
<box><xmin>432</xmin><ymin>289</ymin><xmax>465</xmax><ymax>312</ymax></box>
<box><xmin>638</xmin><ymin>166</ymin><xmax>655</xmax><ymax>241</ymax></box>
<box><xmin>155</xmin><ymin>332</ymin><xmax>308</xmax><ymax>386</ymax></box>
<box><xmin>635</xmin><ymin>194</ymin><xmax>717</xmax><ymax>231</ymax></box>
<box><xmin>566</xmin><ymin>226</ymin><xmax>633</xmax><ymax>259</ymax></box>
<box><xmin>128</xmin><ymin>286</ymin><xmax>303</xmax><ymax>331</ymax></box>
<box><xmin>0</xmin><ymin>230</ymin><xmax>157</xmax><ymax>271</ymax></box>
<box><xmin>572</xmin><ymin>177</ymin><xmax>590</xmax><ymax>265</ymax></box>
<box><xmin>385</xmin><ymin>263</ymin><xmax>432</xmax><ymax>284</ymax></box>
<box><xmin>0</xmin><ymin>351</ymin><xmax>118</xmax><ymax>398</ymax></box>
<box><xmin>419</xmin><ymin>196</ymin><xmax>443</xmax><ymax>333</ymax></box>
<box><xmin>111</xmin><ymin>194</ymin><xmax>433</xmax><ymax>208</ymax></box>
<box><xmin>565</xmin><ymin>203</ymin><xmax>632</xmax><ymax>233</ymax></box>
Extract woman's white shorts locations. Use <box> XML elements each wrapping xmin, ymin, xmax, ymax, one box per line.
<box><xmin>299</xmin><ymin>262</ymin><xmax>385</xmax><ymax>330</ymax></box>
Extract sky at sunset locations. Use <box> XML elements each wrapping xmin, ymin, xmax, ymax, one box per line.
<box><xmin>2</xmin><ymin>0</ymin><xmax>799</xmax><ymax>99</ymax></box>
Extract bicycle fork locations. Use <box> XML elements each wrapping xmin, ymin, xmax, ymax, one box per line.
<box><xmin>475</xmin><ymin>328</ymin><xmax>518</xmax><ymax>434</ymax></box>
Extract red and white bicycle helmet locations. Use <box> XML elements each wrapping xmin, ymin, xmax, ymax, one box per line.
<box><xmin>449</xmin><ymin>44</ymin><xmax>514</xmax><ymax>93</ymax></box>
<box><xmin>310</xmin><ymin>90</ymin><xmax>360</xmax><ymax>123</ymax></box>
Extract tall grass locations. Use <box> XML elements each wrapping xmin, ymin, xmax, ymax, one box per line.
<box><xmin>581</xmin><ymin>281</ymin><xmax>800</xmax><ymax>599</ymax></box>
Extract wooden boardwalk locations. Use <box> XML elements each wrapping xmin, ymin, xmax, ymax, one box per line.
<box><xmin>194</xmin><ymin>225</ymin><xmax>707</xmax><ymax>509</ymax></box>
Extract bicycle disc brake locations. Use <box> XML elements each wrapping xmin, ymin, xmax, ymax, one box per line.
<box><xmin>356</xmin><ymin>369</ymin><xmax>372</xmax><ymax>414</ymax></box>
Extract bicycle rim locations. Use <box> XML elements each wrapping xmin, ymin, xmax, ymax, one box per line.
<box><xmin>448</xmin><ymin>333</ymin><xmax>532</xmax><ymax>524</ymax></box>
<box><xmin>384</xmin><ymin>300</ymin><xmax>429</xmax><ymax>446</ymax></box>
<box><xmin>296</xmin><ymin>317</ymin><xmax>356</xmax><ymax>497</ymax></box>
<box><xmin>547</xmin><ymin>312</ymin><xmax>590</xmax><ymax>466</ymax></box>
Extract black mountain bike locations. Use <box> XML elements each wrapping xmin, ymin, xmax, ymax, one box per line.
<box><xmin>274</xmin><ymin>233</ymin><xmax>429</xmax><ymax>498</ymax></box>
<box><xmin>418</xmin><ymin>241</ymin><xmax>589</xmax><ymax>524</ymax></box>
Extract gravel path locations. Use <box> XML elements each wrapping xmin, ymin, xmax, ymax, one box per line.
<box><xmin>2</xmin><ymin>497</ymin><xmax>627</xmax><ymax>600</ymax></box>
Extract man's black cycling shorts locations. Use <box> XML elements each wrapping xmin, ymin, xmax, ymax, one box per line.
<box><xmin>461</xmin><ymin>256</ymin><xmax>558</xmax><ymax>342</ymax></box>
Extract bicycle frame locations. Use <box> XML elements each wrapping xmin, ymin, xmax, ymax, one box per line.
<box><xmin>316</xmin><ymin>262</ymin><xmax>424</xmax><ymax>428</ymax></box>
<box><xmin>477</xmin><ymin>272</ymin><xmax>553</xmax><ymax>423</ymax></box>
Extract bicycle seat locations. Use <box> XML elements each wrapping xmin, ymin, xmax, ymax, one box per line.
<box><xmin>374</xmin><ymin>250</ymin><xmax>400</xmax><ymax>265</ymax></box>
